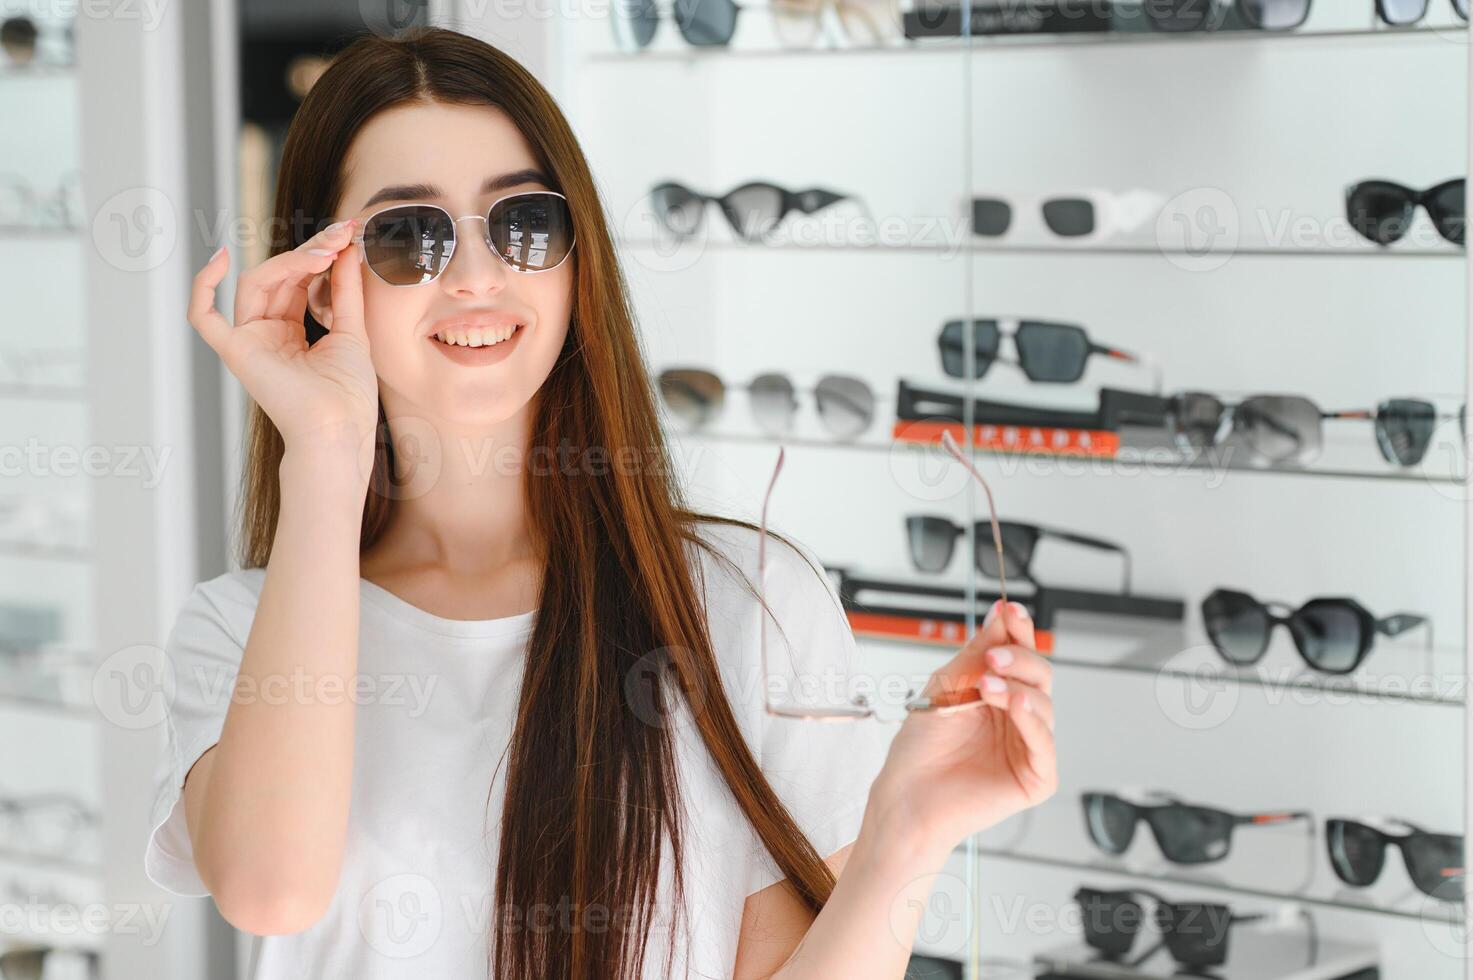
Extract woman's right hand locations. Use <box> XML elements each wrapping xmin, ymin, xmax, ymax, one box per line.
<box><xmin>187</xmin><ymin>218</ymin><xmax>379</xmax><ymax>461</ymax></box>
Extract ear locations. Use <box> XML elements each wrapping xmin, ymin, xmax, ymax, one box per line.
<box><xmin>305</xmin><ymin>267</ymin><xmax>334</xmax><ymax>330</ymax></box>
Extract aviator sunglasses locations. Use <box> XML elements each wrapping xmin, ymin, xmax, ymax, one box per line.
<box><xmin>350</xmin><ymin>190</ymin><xmax>576</xmax><ymax>286</ymax></box>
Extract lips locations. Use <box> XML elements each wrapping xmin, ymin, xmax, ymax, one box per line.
<box><xmin>426</xmin><ymin>310</ymin><xmax>527</xmax><ymax>348</ymax></box>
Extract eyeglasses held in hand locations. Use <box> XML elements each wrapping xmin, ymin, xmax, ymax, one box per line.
<box><xmin>1202</xmin><ymin>588</ymin><xmax>1431</xmax><ymax>676</ymax></box>
<box><xmin>1083</xmin><ymin>790</ymin><xmax>1311</xmax><ymax>865</ymax></box>
<box><xmin>1326</xmin><ymin>817</ymin><xmax>1464</xmax><ymax>901</ymax></box>
<box><xmin>1346</xmin><ymin>178</ymin><xmax>1465</xmax><ymax>247</ymax></box>
<box><xmin>937</xmin><ymin>318</ymin><xmax>1155</xmax><ymax>389</ymax></box>
<box><xmin>658</xmin><ymin>367</ymin><xmax>877</xmax><ymax>441</ymax></box>
<box><xmin>905</xmin><ymin>515</ymin><xmax>1132</xmax><ymax>593</ymax></box>
<box><xmin>349</xmin><ymin>191</ymin><xmax>576</xmax><ymax>286</ymax></box>
<box><xmin>650</xmin><ymin>180</ymin><xmax>869</xmax><ymax>242</ymax></box>
<box><xmin>757</xmin><ymin>430</ymin><xmax>1006</xmax><ymax>721</ymax></box>
<box><xmin>1074</xmin><ymin>886</ymin><xmax>1300</xmax><ymax>970</ymax></box>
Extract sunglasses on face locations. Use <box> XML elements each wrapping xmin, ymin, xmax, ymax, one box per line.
<box><xmin>656</xmin><ymin>367</ymin><xmax>877</xmax><ymax>441</ymax></box>
<box><xmin>649</xmin><ymin>180</ymin><xmax>864</xmax><ymax>242</ymax></box>
<box><xmin>904</xmin><ymin>516</ymin><xmax>1131</xmax><ymax>592</ymax></box>
<box><xmin>757</xmin><ymin>430</ymin><xmax>1008</xmax><ymax>720</ymax></box>
<box><xmin>937</xmin><ymin>319</ymin><xmax>1145</xmax><ymax>386</ymax></box>
<box><xmin>349</xmin><ymin>191</ymin><xmax>576</xmax><ymax>286</ymax></box>
<box><xmin>1346</xmin><ymin>179</ymin><xmax>1465</xmax><ymax>247</ymax></box>
<box><xmin>1083</xmin><ymin>791</ymin><xmax>1310</xmax><ymax>865</ymax></box>
<box><xmin>1327</xmin><ymin>818</ymin><xmax>1464</xmax><ymax>900</ymax></box>
<box><xmin>1074</xmin><ymin>886</ymin><xmax>1271</xmax><ymax>969</ymax></box>
<box><xmin>1202</xmin><ymin>589</ymin><xmax>1430</xmax><ymax>675</ymax></box>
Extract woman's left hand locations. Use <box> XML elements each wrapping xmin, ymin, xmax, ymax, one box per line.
<box><xmin>867</xmin><ymin>599</ymin><xmax>1058</xmax><ymax>858</ymax></box>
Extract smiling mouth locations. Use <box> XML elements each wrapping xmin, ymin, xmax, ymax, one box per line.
<box><xmin>429</xmin><ymin>323</ymin><xmax>524</xmax><ymax>347</ymax></box>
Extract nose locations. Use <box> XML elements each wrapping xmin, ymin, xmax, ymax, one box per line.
<box><xmin>438</xmin><ymin>215</ymin><xmax>509</xmax><ymax>297</ymax></box>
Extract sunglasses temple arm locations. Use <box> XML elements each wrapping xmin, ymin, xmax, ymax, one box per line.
<box><xmin>1093</xmin><ymin>343</ymin><xmax>1162</xmax><ymax>394</ymax></box>
<box><xmin>1125</xmin><ymin>939</ymin><xmax>1168</xmax><ymax>971</ymax></box>
<box><xmin>939</xmin><ymin>430</ymin><xmax>1008</xmax><ymax>617</ymax></box>
<box><xmin>1044</xmin><ymin>529</ymin><xmax>1133</xmax><ymax>594</ymax></box>
<box><xmin>1377</xmin><ymin>612</ymin><xmax>1433</xmax><ymax>651</ymax></box>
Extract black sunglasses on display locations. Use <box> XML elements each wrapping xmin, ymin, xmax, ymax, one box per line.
<box><xmin>611</xmin><ymin>0</ymin><xmax>744</xmax><ymax>48</ymax></box>
<box><xmin>1326</xmin><ymin>818</ymin><xmax>1465</xmax><ymax>900</ymax></box>
<box><xmin>972</xmin><ymin>196</ymin><xmax>1097</xmax><ymax>238</ymax></box>
<box><xmin>905</xmin><ymin>516</ymin><xmax>1132</xmax><ymax>592</ymax></box>
<box><xmin>1165</xmin><ymin>391</ymin><xmax>1378</xmax><ymax>465</ymax></box>
<box><xmin>1144</xmin><ymin>0</ymin><xmax>1468</xmax><ymax>30</ymax></box>
<box><xmin>937</xmin><ymin>319</ymin><xmax>1152</xmax><ymax>387</ymax></box>
<box><xmin>1073</xmin><ymin>886</ymin><xmax>1285</xmax><ymax>969</ymax></box>
<box><xmin>1202</xmin><ymin>589</ymin><xmax>1431</xmax><ymax>675</ymax></box>
<box><xmin>1346</xmin><ymin>179</ymin><xmax>1465</xmax><ymax>247</ymax></box>
<box><xmin>657</xmin><ymin>367</ymin><xmax>876</xmax><ymax>440</ymax></box>
<box><xmin>649</xmin><ymin>180</ymin><xmax>868</xmax><ymax>242</ymax></box>
<box><xmin>1374</xmin><ymin>398</ymin><xmax>1466</xmax><ymax>465</ymax></box>
<box><xmin>1083</xmin><ymin>791</ymin><xmax>1311</xmax><ymax>865</ymax></box>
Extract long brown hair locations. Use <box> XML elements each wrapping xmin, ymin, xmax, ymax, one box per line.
<box><xmin>234</xmin><ymin>25</ymin><xmax>842</xmax><ymax>979</ymax></box>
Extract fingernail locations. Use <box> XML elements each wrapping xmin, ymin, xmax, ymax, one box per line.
<box><xmin>983</xmin><ymin>675</ymin><xmax>1006</xmax><ymax>694</ymax></box>
<box><xmin>307</xmin><ymin>247</ymin><xmax>336</xmax><ymax>256</ymax></box>
<box><xmin>1009</xmin><ymin>601</ymin><xmax>1030</xmax><ymax>621</ymax></box>
<box><xmin>326</xmin><ymin>218</ymin><xmax>352</xmax><ymax>234</ymax></box>
<box><xmin>210</xmin><ymin>244</ymin><xmax>226</xmax><ymax>261</ymax></box>
<box><xmin>982</xmin><ymin>599</ymin><xmax>1003</xmax><ymax>626</ymax></box>
<box><xmin>990</xmin><ymin>646</ymin><xmax>1013</xmax><ymax>668</ymax></box>
<box><xmin>1023</xmin><ymin>694</ymin><xmax>1034</xmax><ymax>713</ymax></box>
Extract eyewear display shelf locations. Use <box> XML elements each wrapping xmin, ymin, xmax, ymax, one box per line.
<box><xmin>1033</xmin><ymin>937</ymin><xmax>1378</xmax><ymax>980</ymax></box>
<box><xmin>561</xmin><ymin>0</ymin><xmax>1472</xmax><ymax>978</ymax></box>
<box><xmin>0</xmin><ymin>2</ymin><xmax>106</xmax><ymax>972</ymax></box>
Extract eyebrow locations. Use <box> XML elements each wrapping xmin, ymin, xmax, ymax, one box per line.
<box><xmin>358</xmin><ymin>168</ymin><xmax>552</xmax><ymax>211</ymax></box>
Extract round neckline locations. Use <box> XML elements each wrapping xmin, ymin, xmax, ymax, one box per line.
<box><xmin>359</xmin><ymin>577</ymin><xmax>537</xmax><ymax>639</ymax></box>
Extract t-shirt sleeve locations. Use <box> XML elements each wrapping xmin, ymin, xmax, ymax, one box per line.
<box><xmin>743</xmin><ymin>535</ymin><xmax>894</xmax><ymax>897</ymax></box>
<box><xmin>143</xmin><ymin>581</ymin><xmax>247</xmax><ymax>898</ymax></box>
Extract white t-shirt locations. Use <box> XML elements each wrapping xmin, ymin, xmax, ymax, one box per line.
<box><xmin>143</xmin><ymin>519</ymin><xmax>894</xmax><ymax>979</ymax></box>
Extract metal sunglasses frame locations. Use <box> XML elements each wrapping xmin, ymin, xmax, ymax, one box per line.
<box><xmin>349</xmin><ymin>190</ymin><xmax>576</xmax><ymax>286</ymax></box>
<box><xmin>757</xmin><ymin>428</ymin><xmax>1010</xmax><ymax>722</ymax></box>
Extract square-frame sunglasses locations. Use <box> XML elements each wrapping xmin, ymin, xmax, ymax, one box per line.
<box><xmin>349</xmin><ymin>190</ymin><xmax>576</xmax><ymax>286</ymax></box>
<box><xmin>757</xmin><ymin>429</ymin><xmax>1010</xmax><ymax>721</ymax></box>
<box><xmin>1083</xmin><ymin>790</ymin><xmax>1311</xmax><ymax>865</ymax></box>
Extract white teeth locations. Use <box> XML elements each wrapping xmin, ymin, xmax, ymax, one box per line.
<box><xmin>432</xmin><ymin>324</ymin><xmax>521</xmax><ymax>348</ymax></box>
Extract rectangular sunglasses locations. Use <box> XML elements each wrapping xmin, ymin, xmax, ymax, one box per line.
<box><xmin>937</xmin><ymin>318</ymin><xmax>1152</xmax><ymax>387</ymax></box>
<box><xmin>1083</xmin><ymin>790</ymin><xmax>1310</xmax><ymax>865</ymax></box>
<box><xmin>1326</xmin><ymin>817</ymin><xmax>1464</xmax><ymax>901</ymax></box>
<box><xmin>904</xmin><ymin>515</ymin><xmax>1132</xmax><ymax>592</ymax></box>
<box><xmin>1074</xmin><ymin>885</ymin><xmax>1280</xmax><ymax>970</ymax></box>
<box><xmin>351</xmin><ymin>190</ymin><xmax>576</xmax><ymax>285</ymax></box>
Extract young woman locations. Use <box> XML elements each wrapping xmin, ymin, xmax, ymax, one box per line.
<box><xmin>144</xmin><ymin>26</ymin><xmax>1056</xmax><ymax>980</ymax></box>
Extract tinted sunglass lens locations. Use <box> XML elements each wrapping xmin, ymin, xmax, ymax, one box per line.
<box><xmin>1015</xmin><ymin>322</ymin><xmax>1090</xmax><ymax>382</ymax></box>
<box><xmin>1168</xmin><ymin>393</ymin><xmax>1226</xmax><ymax>454</ymax></box>
<box><xmin>749</xmin><ymin>373</ymin><xmax>797</xmax><ymax>435</ymax></box>
<box><xmin>1240</xmin><ymin>0</ymin><xmax>1310</xmax><ymax>28</ymax></box>
<box><xmin>1149</xmin><ymin>805</ymin><xmax>1234</xmax><ymax>864</ymax></box>
<box><xmin>651</xmin><ymin>183</ymin><xmax>706</xmax><ymax>237</ymax></box>
<box><xmin>673</xmin><ymin>0</ymin><xmax>739</xmax><ymax>44</ymax></box>
<box><xmin>720</xmin><ymin>183</ymin><xmax>786</xmax><ymax>240</ymax></box>
<box><xmin>1202</xmin><ymin>589</ymin><xmax>1272</xmax><ymax>665</ymax></box>
<box><xmin>1347</xmin><ymin>181</ymin><xmax>1417</xmax><ymax>245</ymax></box>
<box><xmin>1084</xmin><ymin>793</ymin><xmax>1138</xmax><ymax>854</ymax></box>
<box><xmin>1403</xmin><ymin>832</ymin><xmax>1465</xmax><ymax>900</ymax></box>
<box><xmin>612</xmin><ymin>0</ymin><xmax>659</xmax><ymax>49</ymax></box>
<box><xmin>939</xmin><ymin>320</ymin><xmax>1001</xmax><ymax>379</ymax></box>
<box><xmin>1426</xmin><ymin>180</ymin><xmax>1465</xmax><ymax>246</ymax></box>
<box><xmin>1042</xmin><ymin>198</ymin><xmax>1096</xmax><ymax>237</ymax></box>
<box><xmin>814</xmin><ymin>374</ymin><xmax>875</xmax><ymax>440</ymax></box>
<box><xmin>1456</xmin><ymin>0</ymin><xmax>1469</xmax><ymax>20</ymax></box>
<box><xmin>1075</xmin><ymin>888</ymin><xmax>1142</xmax><ymax>958</ymax></box>
<box><xmin>1376</xmin><ymin>399</ymin><xmax>1437</xmax><ymax>466</ymax></box>
<box><xmin>1236</xmin><ymin>396</ymin><xmax>1321</xmax><ymax>463</ymax></box>
<box><xmin>1327</xmin><ymin>819</ymin><xmax>1386</xmax><ymax>886</ymax></box>
<box><xmin>1157</xmin><ymin>903</ymin><xmax>1233</xmax><ymax>967</ymax></box>
<box><xmin>657</xmin><ymin>369</ymin><xmax>724</xmax><ymax>429</ymax></box>
<box><xmin>1290</xmin><ymin>601</ymin><xmax>1367</xmax><ymax>673</ymax></box>
<box><xmin>360</xmin><ymin>205</ymin><xmax>454</xmax><ymax>286</ymax></box>
<box><xmin>971</xmin><ymin>198</ymin><xmax>1012</xmax><ymax>237</ymax></box>
<box><xmin>488</xmin><ymin>193</ymin><xmax>574</xmax><ymax>272</ymax></box>
<box><xmin>1380</xmin><ymin>0</ymin><xmax>1430</xmax><ymax>23</ymax></box>
<box><xmin>978</xmin><ymin>522</ymin><xmax>1035</xmax><ymax>580</ymax></box>
<box><xmin>906</xmin><ymin>516</ymin><xmax>957</xmax><ymax>573</ymax></box>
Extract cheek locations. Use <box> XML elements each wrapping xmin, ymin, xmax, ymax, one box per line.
<box><xmin>362</xmin><ymin>279</ymin><xmax>433</xmax><ymax>372</ymax></box>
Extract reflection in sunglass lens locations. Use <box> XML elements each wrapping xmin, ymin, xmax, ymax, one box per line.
<box><xmin>657</xmin><ymin>368</ymin><xmax>725</xmax><ymax>430</ymax></box>
<box><xmin>1239</xmin><ymin>0</ymin><xmax>1310</xmax><ymax>28</ymax></box>
<box><xmin>1426</xmin><ymin>180</ymin><xmax>1466</xmax><ymax>246</ymax></box>
<box><xmin>1042</xmin><ymin>198</ymin><xmax>1095</xmax><ymax>237</ymax></box>
<box><xmin>1202</xmin><ymin>589</ymin><xmax>1271</xmax><ymax>665</ymax></box>
<box><xmin>1156</xmin><ymin>903</ymin><xmax>1235</xmax><ymax>967</ymax></box>
<box><xmin>1347</xmin><ymin>181</ymin><xmax>1417</xmax><ymax>245</ymax></box>
<box><xmin>1076</xmin><ymin>888</ymin><xmax>1143</xmax><ymax>958</ymax></box>
<box><xmin>1328</xmin><ymin>819</ymin><xmax>1387</xmax><ymax>886</ymax></box>
<box><xmin>1235</xmin><ymin>395</ymin><xmax>1321</xmax><ymax>463</ymax></box>
<box><xmin>814</xmin><ymin>374</ymin><xmax>875</xmax><ymax>439</ymax></box>
<box><xmin>905</xmin><ymin>516</ymin><xmax>957</xmax><ymax>573</ymax></box>
<box><xmin>1292</xmin><ymin>600</ymin><xmax>1366</xmax><ymax>673</ymax></box>
<box><xmin>749</xmin><ymin>373</ymin><xmax>798</xmax><ymax>436</ymax></box>
<box><xmin>489</xmin><ymin>193</ymin><xmax>574</xmax><ymax>272</ymax></box>
<box><xmin>1084</xmin><ymin>793</ymin><xmax>1138</xmax><ymax>853</ymax></box>
<box><xmin>673</xmin><ymin>0</ymin><xmax>739</xmax><ymax>44</ymax></box>
<box><xmin>1379</xmin><ymin>0</ymin><xmax>1430</xmax><ymax>23</ymax></box>
<box><xmin>971</xmin><ymin>198</ymin><xmax>1012</xmax><ymax>237</ymax></box>
<box><xmin>1404</xmin><ymin>832</ymin><xmax>1466</xmax><ymax>899</ymax></box>
<box><xmin>360</xmin><ymin>205</ymin><xmax>455</xmax><ymax>286</ymax></box>
<box><xmin>1148</xmin><ymin>804</ymin><xmax>1235</xmax><ymax>864</ymax></box>
<box><xmin>1376</xmin><ymin>399</ymin><xmax>1438</xmax><ymax>466</ymax></box>
<box><xmin>1015</xmin><ymin>321</ymin><xmax>1090</xmax><ymax>382</ymax></box>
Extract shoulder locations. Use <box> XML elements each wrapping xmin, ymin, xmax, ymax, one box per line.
<box><xmin>168</xmin><ymin>567</ymin><xmax>268</xmax><ymax>654</ymax></box>
<box><xmin>681</xmin><ymin>516</ymin><xmax>835</xmax><ymax>610</ymax></box>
